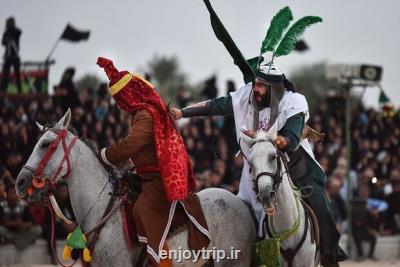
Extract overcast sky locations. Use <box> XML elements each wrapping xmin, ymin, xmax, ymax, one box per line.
<box><xmin>1</xmin><ymin>0</ymin><xmax>399</xmax><ymax>107</ymax></box>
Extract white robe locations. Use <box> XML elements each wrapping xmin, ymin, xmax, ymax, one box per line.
<box><xmin>229</xmin><ymin>83</ymin><xmax>322</xmax><ymax>236</ymax></box>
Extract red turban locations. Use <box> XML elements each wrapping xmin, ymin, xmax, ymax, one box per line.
<box><xmin>97</xmin><ymin>57</ymin><xmax>195</xmax><ymax>201</ymax></box>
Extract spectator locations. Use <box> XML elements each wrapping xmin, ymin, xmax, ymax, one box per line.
<box><xmin>176</xmin><ymin>85</ymin><xmax>190</xmax><ymax>108</ymax></box>
<box><xmin>0</xmin><ymin>185</ymin><xmax>41</xmax><ymax>249</ymax></box>
<box><xmin>0</xmin><ymin>179</ymin><xmax>6</xmax><ymax>203</ymax></box>
<box><xmin>0</xmin><ymin>166</ymin><xmax>15</xmax><ymax>188</ymax></box>
<box><xmin>385</xmin><ymin>169</ymin><xmax>400</xmax><ymax>234</ymax></box>
<box><xmin>53</xmin><ymin>67</ymin><xmax>79</xmax><ymax>111</ymax></box>
<box><xmin>201</xmin><ymin>75</ymin><xmax>218</xmax><ymax>100</ymax></box>
<box><xmin>352</xmin><ymin>185</ymin><xmax>387</xmax><ymax>261</ymax></box>
<box><xmin>221</xmin><ymin>80</ymin><xmax>239</xmax><ymax>162</ymax></box>
<box><xmin>325</xmin><ymin>177</ymin><xmax>346</xmax><ymax>231</ymax></box>
<box><xmin>0</xmin><ymin>17</ymin><xmax>22</xmax><ymax>93</ymax></box>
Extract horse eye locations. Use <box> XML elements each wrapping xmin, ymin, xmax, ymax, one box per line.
<box><xmin>40</xmin><ymin>141</ymin><xmax>51</xmax><ymax>149</ymax></box>
<box><xmin>270</xmin><ymin>154</ymin><xmax>277</xmax><ymax>161</ymax></box>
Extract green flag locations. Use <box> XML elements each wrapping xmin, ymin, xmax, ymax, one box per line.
<box><xmin>379</xmin><ymin>90</ymin><xmax>390</xmax><ymax>104</ymax></box>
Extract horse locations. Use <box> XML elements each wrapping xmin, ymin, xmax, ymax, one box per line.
<box><xmin>241</xmin><ymin>125</ymin><xmax>319</xmax><ymax>267</ymax></box>
<box><xmin>15</xmin><ymin>109</ymin><xmax>256</xmax><ymax>266</ymax></box>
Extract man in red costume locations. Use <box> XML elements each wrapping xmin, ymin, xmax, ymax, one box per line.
<box><xmin>97</xmin><ymin>57</ymin><xmax>210</xmax><ymax>266</ymax></box>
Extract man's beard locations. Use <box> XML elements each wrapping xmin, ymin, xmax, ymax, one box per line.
<box><xmin>253</xmin><ymin>91</ymin><xmax>270</xmax><ymax>109</ymax></box>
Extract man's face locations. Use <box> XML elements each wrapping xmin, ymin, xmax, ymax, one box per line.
<box><xmin>253</xmin><ymin>79</ymin><xmax>271</xmax><ymax>106</ymax></box>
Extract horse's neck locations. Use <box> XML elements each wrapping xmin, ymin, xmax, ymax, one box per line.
<box><xmin>67</xmin><ymin>141</ymin><xmax>112</xmax><ymax>231</ymax></box>
<box><xmin>270</xmin><ymin>160</ymin><xmax>299</xmax><ymax>233</ymax></box>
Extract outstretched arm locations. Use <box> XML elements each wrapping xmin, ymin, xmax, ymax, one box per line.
<box><xmin>171</xmin><ymin>95</ymin><xmax>234</xmax><ymax>119</ymax></box>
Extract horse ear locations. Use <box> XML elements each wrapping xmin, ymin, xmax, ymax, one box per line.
<box><xmin>55</xmin><ymin>108</ymin><xmax>72</xmax><ymax>129</ymax></box>
<box><xmin>267</xmin><ymin>122</ymin><xmax>278</xmax><ymax>141</ymax></box>
<box><xmin>36</xmin><ymin>121</ymin><xmax>44</xmax><ymax>132</ymax></box>
<box><xmin>240</xmin><ymin>132</ymin><xmax>256</xmax><ymax>147</ymax></box>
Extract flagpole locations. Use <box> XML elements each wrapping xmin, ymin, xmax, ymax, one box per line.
<box><xmin>45</xmin><ymin>37</ymin><xmax>61</xmax><ymax>64</ymax></box>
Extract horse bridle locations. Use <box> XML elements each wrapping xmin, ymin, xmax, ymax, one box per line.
<box><xmin>22</xmin><ymin>128</ymin><xmax>79</xmax><ymax>194</ymax></box>
<box><xmin>247</xmin><ymin>139</ymin><xmax>287</xmax><ymax>196</ymax></box>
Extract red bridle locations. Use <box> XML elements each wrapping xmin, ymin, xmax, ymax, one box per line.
<box><xmin>24</xmin><ymin>128</ymin><xmax>79</xmax><ymax>193</ymax></box>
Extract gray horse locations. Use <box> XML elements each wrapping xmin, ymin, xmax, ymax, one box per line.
<box><xmin>15</xmin><ymin>109</ymin><xmax>256</xmax><ymax>266</ymax></box>
<box><xmin>241</xmin><ymin>125</ymin><xmax>319</xmax><ymax>267</ymax></box>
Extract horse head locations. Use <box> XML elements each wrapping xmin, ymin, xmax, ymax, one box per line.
<box><xmin>15</xmin><ymin>109</ymin><xmax>77</xmax><ymax>223</ymax></box>
<box><xmin>241</xmin><ymin>123</ymin><xmax>283</xmax><ymax>215</ymax></box>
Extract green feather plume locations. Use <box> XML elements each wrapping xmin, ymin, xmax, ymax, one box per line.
<box><xmin>274</xmin><ymin>16</ymin><xmax>322</xmax><ymax>57</ymax></box>
<box><xmin>260</xmin><ymin>6</ymin><xmax>293</xmax><ymax>54</ymax></box>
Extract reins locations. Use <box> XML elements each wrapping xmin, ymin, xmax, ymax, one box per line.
<box><xmin>247</xmin><ymin>137</ymin><xmax>315</xmax><ymax>266</ymax></box>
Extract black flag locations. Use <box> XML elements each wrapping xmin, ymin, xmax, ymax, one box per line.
<box><xmin>60</xmin><ymin>24</ymin><xmax>90</xmax><ymax>42</ymax></box>
<box><xmin>294</xmin><ymin>39</ymin><xmax>309</xmax><ymax>52</ymax></box>
<box><xmin>203</xmin><ymin>0</ymin><xmax>255</xmax><ymax>84</ymax></box>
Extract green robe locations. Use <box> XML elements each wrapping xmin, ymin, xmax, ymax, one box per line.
<box><xmin>182</xmin><ymin>94</ymin><xmax>347</xmax><ymax>263</ymax></box>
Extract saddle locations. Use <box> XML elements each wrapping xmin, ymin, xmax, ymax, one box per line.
<box><xmin>116</xmin><ymin>171</ymin><xmax>189</xmax><ymax>245</ymax></box>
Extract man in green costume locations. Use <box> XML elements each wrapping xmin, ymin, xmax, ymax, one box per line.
<box><xmin>172</xmin><ymin>60</ymin><xmax>347</xmax><ymax>266</ymax></box>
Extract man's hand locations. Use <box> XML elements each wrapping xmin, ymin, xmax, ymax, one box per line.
<box><xmin>170</xmin><ymin>108</ymin><xmax>182</xmax><ymax>120</ymax></box>
<box><xmin>275</xmin><ymin>135</ymin><xmax>288</xmax><ymax>150</ymax></box>
<box><xmin>243</xmin><ymin>129</ymin><xmax>256</xmax><ymax>138</ymax></box>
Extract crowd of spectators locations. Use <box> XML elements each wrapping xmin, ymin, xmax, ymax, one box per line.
<box><xmin>0</xmin><ymin>67</ymin><xmax>399</xmax><ymax>261</ymax></box>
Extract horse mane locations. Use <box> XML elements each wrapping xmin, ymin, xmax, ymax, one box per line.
<box><xmin>79</xmin><ymin>136</ymin><xmax>120</xmax><ymax>181</ymax></box>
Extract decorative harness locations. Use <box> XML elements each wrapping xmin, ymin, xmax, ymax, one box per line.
<box><xmin>22</xmin><ymin>128</ymin><xmax>131</xmax><ymax>267</ymax></box>
<box><xmin>246</xmin><ymin>138</ymin><xmax>316</xmax><ymax>267</ymax></box>
<box><xmin>23</xmin><ymin>128</ymin><xmax>78</xmax><ymax>191</ymax></box>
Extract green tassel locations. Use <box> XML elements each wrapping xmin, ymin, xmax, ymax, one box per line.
<box><xmin>255</xmin><ymin>238</ymin><xmax>280</xmax><ymax>267</ymax></box>
<box><xmin>66</xmin><ymin>226</ymin><xmax>87</xmax><ymax>249</ymax></box>
<box><xmin>260</xmin><ymin>6</ymin><xmax>293</xmax><ymax>53</ymax></box>
<box><xmin>275</xmin><ymin>16</ymin><xmax>322</xmax><ymax>57</ymax></box>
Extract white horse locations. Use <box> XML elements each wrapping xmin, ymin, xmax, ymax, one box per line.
<box><xmin>15</xmin><ymin>109</ymin><xmax>256</xmax><ymax>267</ymax></box>
<box><xmin>241</xmin><ymin>125</ymin><xmax>319</xmax><ymax>267</ymax></box>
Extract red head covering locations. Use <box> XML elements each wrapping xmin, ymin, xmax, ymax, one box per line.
<box><xmin>97</xmin><ymin>57</ymin><xmax>195</xmax><ymax>201</ymax></box>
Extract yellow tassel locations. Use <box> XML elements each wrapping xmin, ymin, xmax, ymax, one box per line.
<box><xmin>83</xmin><ymin>247</ymin><xmax>92</xmax><ymax>262</ymax></box>
<box><xmin>63</xmin><ymin>246</ymin><xmax>72</xmax><ymax>260</ymax></box>
<box><xmin>82</xmin><ymin>234</ymin><xmax>87</xmax><ymax>243</ymax></box>
<box><xmin>67</xmin><ymin>233</ymin><xmax>72</xmax><ymax>240</ymax></box>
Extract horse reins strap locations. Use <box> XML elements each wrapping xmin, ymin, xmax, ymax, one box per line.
<box><xmin>47</xmin><ymin>202</ymin><xmax>77</xmax><ymax>267</ymax></box>
<box><xmin>280</xmin><ymin>212</ymin><xmax>309</xmax><ymax>267</ymax></box>
<box><xmin>34</xmin><ymin>128</ymin><xmax>79</xmax><ymax>185</ymax></box>
<box><xmin>52</xmin><ymin>134</ymin><xmax>79</xmax><ymax>182</ymax></box>
<box><xmin>134</xmin><ymin>165</ymin><xmax>161</xmax><ymax>173</ymax></box>
<box><xmin>85</xmin><ymin>193</ymin><xmax>128</xmax><ymax>237</ymax></box>
<box><xmin>267</xmin><ymin>196</ymin><xmax>301</xmax><ymax>241</ymax></box>
<box><xmin>35</xmin><ymin>129</ymin><xmax>68</xmax><ymax>177</ymax></box>
<box><xmin>253</xmin><ymin>154</ymin><xmax>283</xmax><ymax>194</ymax></box>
